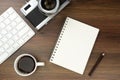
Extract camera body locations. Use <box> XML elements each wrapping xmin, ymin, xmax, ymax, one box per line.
<box><xmin>21</xmin><ymin>0</ymin><xmax>71</xmax><ymax>30</ymax></box>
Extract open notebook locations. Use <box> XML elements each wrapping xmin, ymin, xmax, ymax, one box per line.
<box><xmin>50</xmin><ymin>17</ymin><xmax>99</xmax><ymax>75</ymax></box>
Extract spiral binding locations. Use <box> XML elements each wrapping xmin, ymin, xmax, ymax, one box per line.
<box><xmin>50</xmin><ymin>17</ymin><xmax>69</xmax><ymax>61</ymax></box>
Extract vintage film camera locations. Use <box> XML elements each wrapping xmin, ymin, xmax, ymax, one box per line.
<box><xmin>21</xmin><ymin>0</ymin><xmax>71</xmax><ymax>30</ymax></box>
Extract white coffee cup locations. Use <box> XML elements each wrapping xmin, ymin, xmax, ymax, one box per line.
<box><xmin>38</xmin><ymin>0</ymin><xmax>60</xmax><ymax>14</ymax></box>
<box><xmin>14</xmin><ymin>54</ymin><xmax>45</xmax><ymax>76</ymax></box>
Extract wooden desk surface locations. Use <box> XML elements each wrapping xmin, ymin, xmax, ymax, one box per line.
<box><xmin>0</xmin><ymin>0</ymin><xmax>120</xmax><ymax>80</ymax></box>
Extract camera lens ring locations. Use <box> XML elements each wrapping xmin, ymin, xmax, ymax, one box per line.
<box><xmin>38</xmin><ymin>0</ymin><xmax>60</xmax><ymax>14</ymax></box>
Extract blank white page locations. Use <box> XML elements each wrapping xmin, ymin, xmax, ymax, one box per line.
<box><xmin>50</xmin><ymin>17</ymin><xmax>99</xmax><ymax>75</ymax></box>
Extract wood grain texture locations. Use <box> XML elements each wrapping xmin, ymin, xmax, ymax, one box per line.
<box><xmin>0</xmin><ymin>0</ymin><xmax>120</xmax><ymax>80</ymax></box>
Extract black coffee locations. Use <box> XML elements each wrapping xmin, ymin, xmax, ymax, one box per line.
<box><xmin>41</xmin><ymin>0</ymin><xmax>56</xmax><ymax>10</ymax></box>
<box><xmin>17</xmin><ymin>56</ymin><xmax>35</xmax><ymax>73</ymax></box>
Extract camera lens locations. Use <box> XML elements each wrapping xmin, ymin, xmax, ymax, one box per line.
<box><xmin>41</xmin><ymin>0</ymin><xmax>56</xmax><ymax>10</ymax></box>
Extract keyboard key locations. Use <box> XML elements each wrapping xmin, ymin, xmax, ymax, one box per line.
<box><xmin>3</xmin><ymin>44</ymin><xmax>9</xmax><ymax>50</ymax></box>
<box><xmin>11</xmin><ymin>21</ymin><xmax>17</xmax><ymax>27</ymax></box>
<box><xmin>15</xmin><ymin>17</ymin><xmax>22</xmax><ymax>23</ymax></box>
<box><xmin>18</xmin><ymin>39</ymin><xmax>24</xmax><ymax>45</ymax></box>
<box><xmin>13</xmin><ymin>35</ymin><xmax>19</xmax><ymax>41</ymax></box>
<box><xmin>0</xmin><ymin>16</ymin><xmax>4</xmax><ymax>22</ymax></box>
<box><xmin>18</xmin><ymin>26</ymin><xmax>29</xmax><ymax>37</ymax></box>
<box><xmin>0</xmin><ymin>48</ymin><xmax>5</xmax><ymax>53</ymax></box>
<box><xmin>1</xmin><ymin>30</ymin><xmax>7</xmax><ymax>35</ymax></box>
<box><xmin>7</xmin><ymin>7</ymin><xmax>14</xmax><ymax>14</ymax></box>
<box><xmin>1</xmin><ymin>37</ymin><xmax>8</xmax><ymax>43</ymax></box>
<box><xmin>4</xmin><ymin>19</ymin><xmax>10</xmax><ymax>25</ymax></box>
<box><xmin>11</xmin><ymin>29</ymin><xmax>17</xmax><ymax>35</ymax></box>
<box><xmin>16</xmin><ymin>22</ymin><xmax>25</xmax><ymax>30</ymax></box>
<box><xmin>6</xmin><ymin>25</ymin><xmax>12</xmax><ymax>31</ymax></box>
<box><xmin>0</xmin><ymin>41</ymin><xmax>3</xmax><ymax>46</ymax></box>
<box><xmin>13</xmin><ymin>43</ymin><xmax>19</xmax><ymax>48</ymax></box>
<box><xmin>7</xmin><ymin>47</ymin><xmax>14</xmax><ymax>55</ymax></box>
<box><xmin>2</xmin><ymin>12</ymin><xmax>9</xmax><ymax>18</ymax></box>
<box><xmin>0</xmin><ymin>53</ymin><xmax>8</xmax><ymax>64</ymax></box>
<box><xmin>23</xmin><ymin>35</ymin><xmax>30</xmax><ymax>42</ymax></box>
<box><xmin>0</xmin><ymin>23</ymin><xmax>5</xmax><ymax>29</ymax></box>
<box><xmin>6</xmin><ymin>33</ymin><xmax>12</xmax><ymax>39</ymax></box>
<box><xmin>9</xmin><ymin>12</ymin><xmax>17</xmax><ymax>20</ymax></box>
<box><xmin>0</xmin><ymin>34</ymin><xmax>2</xmax><ymax>39</ymax></box>
<box><xmin>8</xmin><ymin>40</ymin><xmax>14</xmax><ymax>45</ymax></box>
<box><xmin>24</xmin><ymin>31</ymin><xmax>35</xmax><ymax>41</ymax></box>
<box><xmin>28</xmin><ymin>30</ymin><xmax>35</xmax><ymax>37</ymax></box>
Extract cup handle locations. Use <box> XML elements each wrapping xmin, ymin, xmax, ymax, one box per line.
<box><xmin>36</xmin><ymin>62</ymin><xmax>45</xmax><ymax>66</ymax></box>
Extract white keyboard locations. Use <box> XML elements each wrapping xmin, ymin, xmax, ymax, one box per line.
<box><xmin>0</xmin><ymin>7</ymin><xmax>35</xmax><ymax>64</ymax></box>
